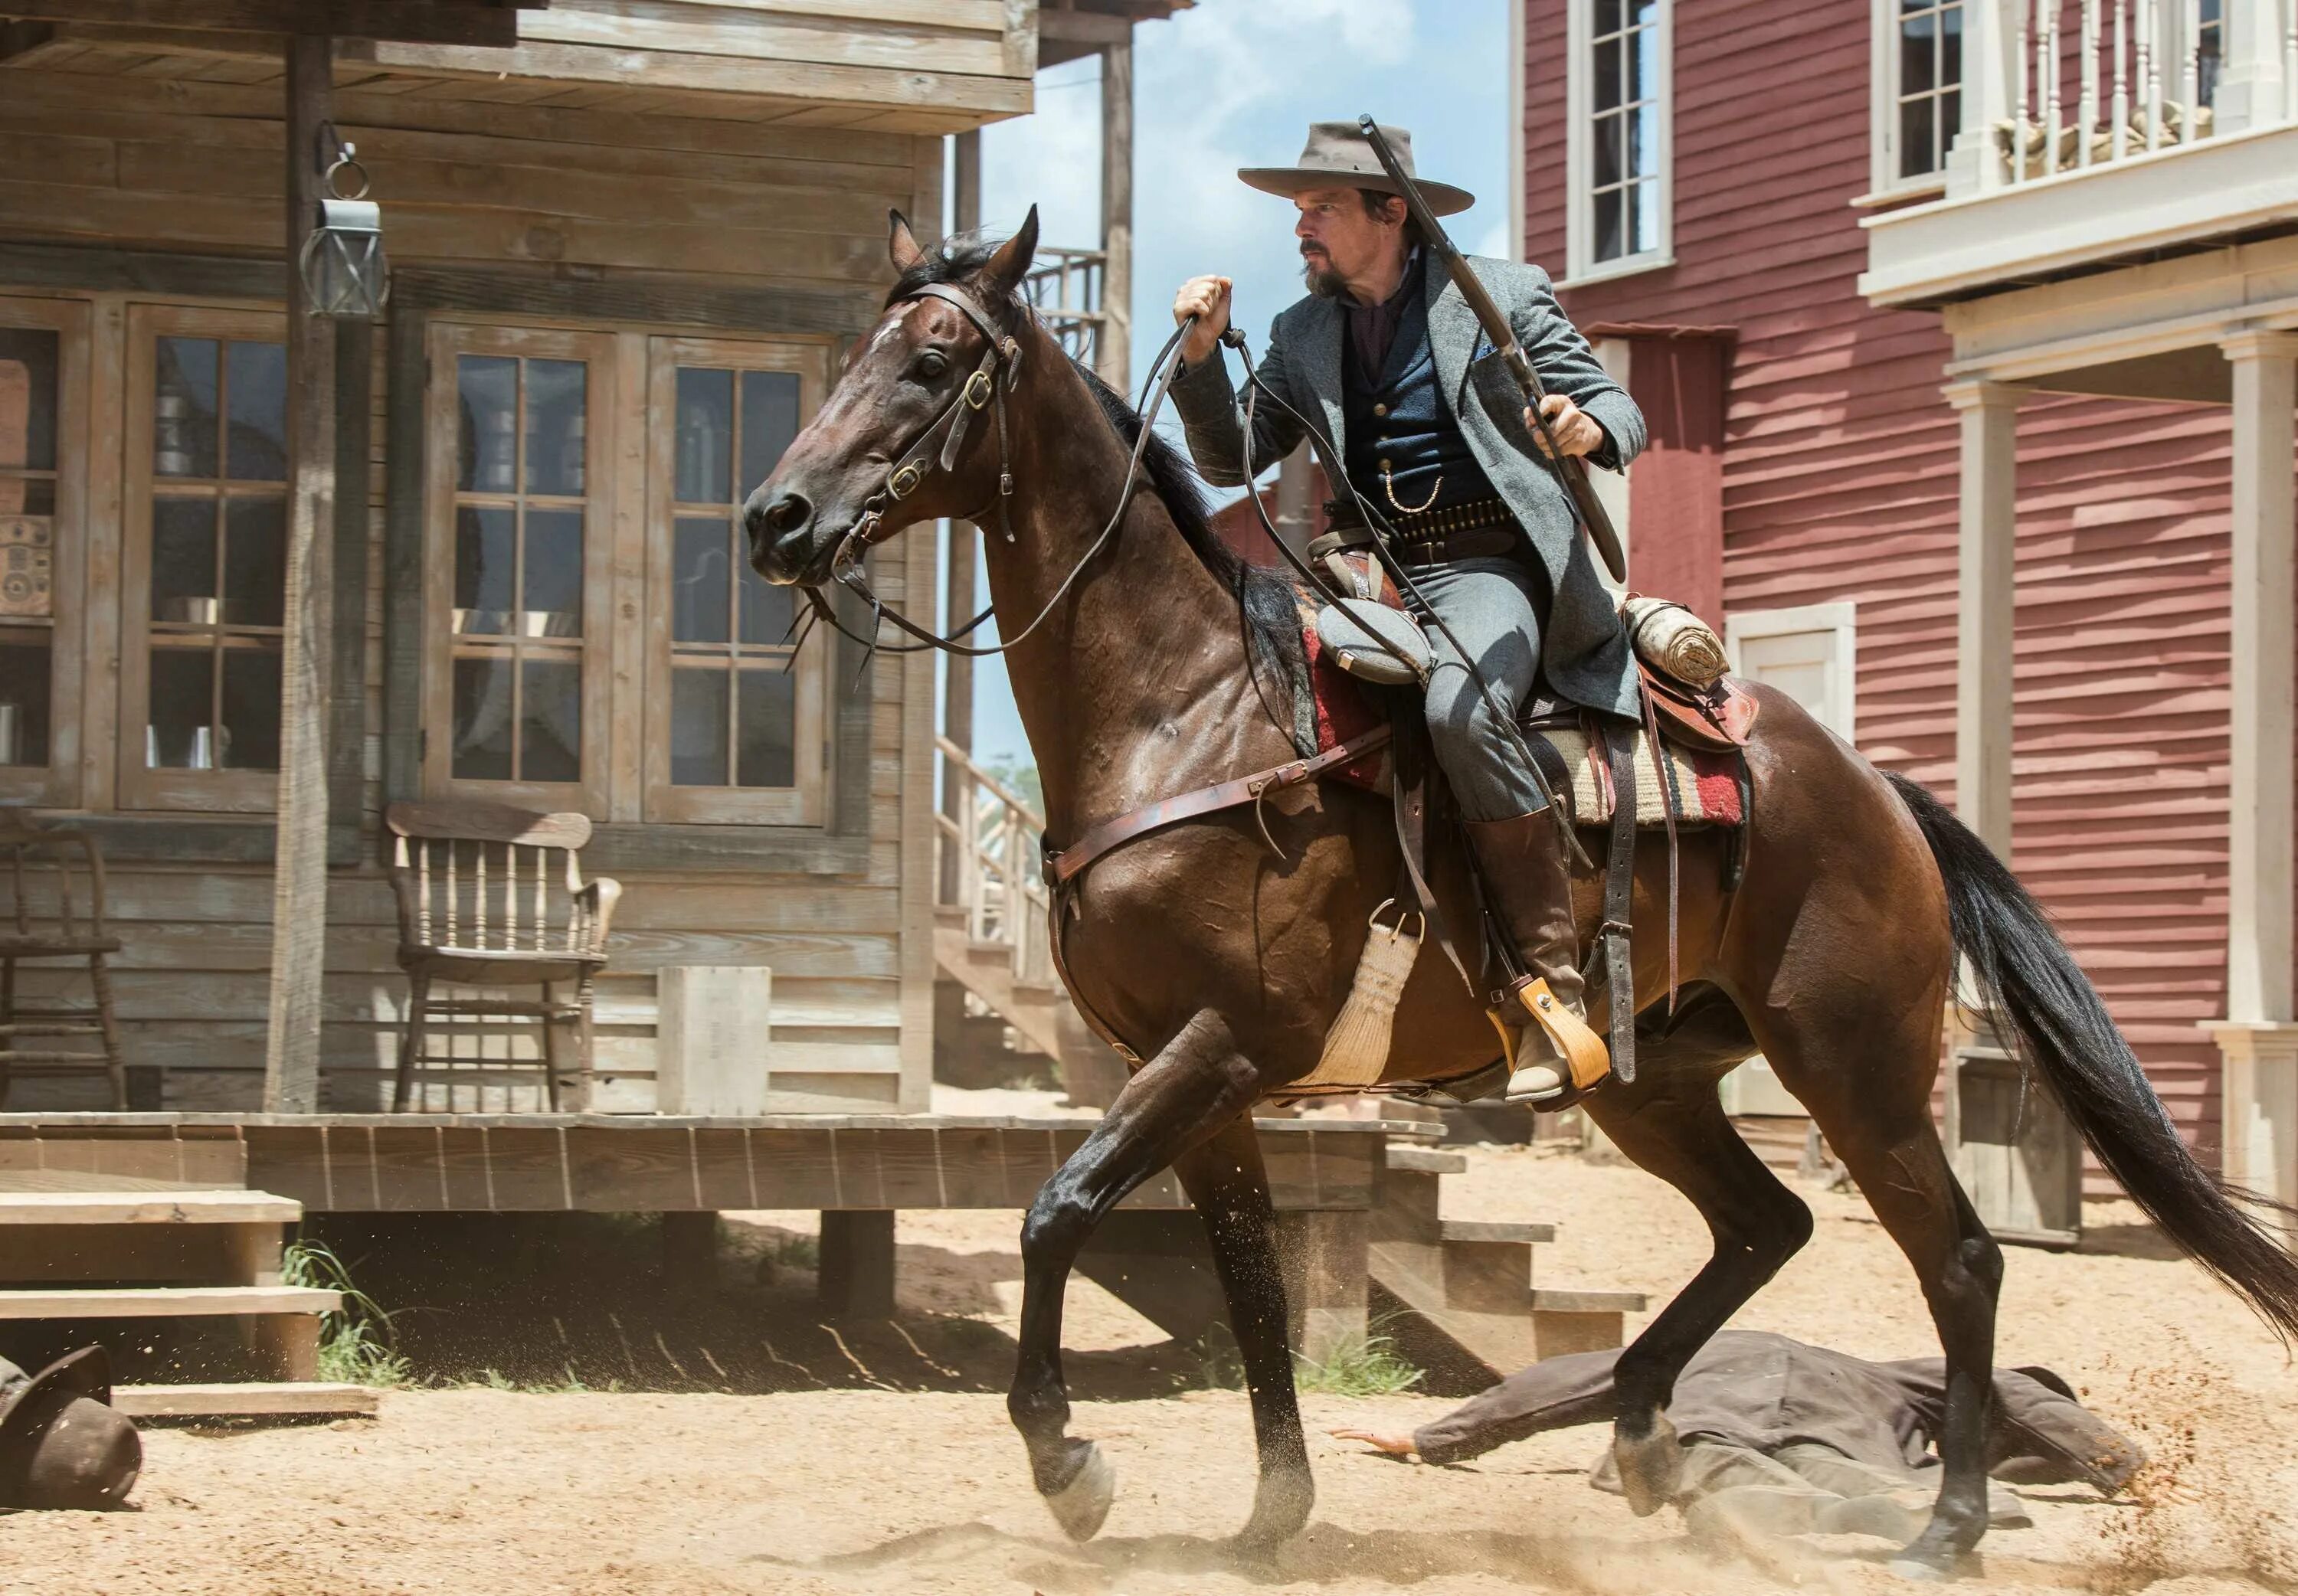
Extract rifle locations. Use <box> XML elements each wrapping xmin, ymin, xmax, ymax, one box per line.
<box><xmin>1357</xmin><ymin>114</ymin><xmax>1629</xmax><ymax>584</ymax></box>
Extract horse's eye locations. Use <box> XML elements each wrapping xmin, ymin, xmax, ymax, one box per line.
<box><xmin>915</xmin><ymin>350</ymin><xmax>949</xmax><ymax>381</ymax></box>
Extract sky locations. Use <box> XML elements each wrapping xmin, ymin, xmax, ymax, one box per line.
<box><xmin>941</xmin><ymin>0</ymin><xmax>1513</xmax><ymax>773</ymax></box>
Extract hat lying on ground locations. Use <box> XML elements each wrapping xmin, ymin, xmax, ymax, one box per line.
<box><xmin>1237</xmin><ymin>120</ymin><xmax>1475</xmax><ymax>217</ymax></box>
<box><xmin>0</xmin><ymin>1345</ymin><xmax>142</xmax><ymax>1510</ymax></box>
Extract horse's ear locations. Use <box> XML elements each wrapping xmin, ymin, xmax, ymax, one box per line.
<box><xmin>979</xmin><ymin>205</ymin><xmax>1039</xmax><ymax>299</ymax></box>
<box><xmin>888</xmin><ymin>209</ymin><xmax>928</xmax><ymax>275</ymax></box>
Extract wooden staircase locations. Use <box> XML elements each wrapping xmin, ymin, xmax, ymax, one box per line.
<box><xmin>0</xmin><ymin>1179</ymin><xmax>378</xmax><ymax>1419</ymax></box>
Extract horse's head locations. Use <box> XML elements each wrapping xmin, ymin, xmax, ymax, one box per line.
<box><xmin>745</xmin><ymin>207</ymin><xmax>1040</xmax><ymax>587</ymax></box>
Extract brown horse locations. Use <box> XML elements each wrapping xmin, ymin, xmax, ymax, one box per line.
<box><xmin>747</xmin><ymin>212</ymin><xmax>2298</xmax><ymax>1578</ymax></box>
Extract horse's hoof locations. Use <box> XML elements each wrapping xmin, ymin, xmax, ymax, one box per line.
<box><xmin>1235</xmin><ymin>1469</ymin><xmax>1315</xmax><ymax>1552</ymax></box>
<box><xmin>1043</xmin><ymin>1441</ymin><xmax>1115</xmax><ymax>1542</ymax></box>
<box><xmin>1612</xmin><ymin>1415</ymin><xmax>1682</xmax><ymax>1517</ymax></box>
<box><xmin>1886</xmin><ymin>1558</ymin><xmax>1953</xmax><ymax>1583</ymax></box>
<box><xmin>1886</xmin><ymin>1520</ymin><xmax>1980</xmax><ymax>1582</ymax></box>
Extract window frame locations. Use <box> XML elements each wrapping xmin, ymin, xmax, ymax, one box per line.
<box><xmin>117</xmin><ymin>303</ymin><xmax>292</xmax><ymax>815</ymax></box>
<box><xmin>1725</xmin><ymin>600</ymin><xmax>1859</xmax><ymax>743</ymax></box>
<box><xmin>0</xmin><ymin>294</ymin><xmax>87</xmax><ymax>810</ymax></box>
<box><xmin>420</xmin><ymin>320</ymin><xmax>620</xmax><ymax>816</ymax></box>
<box><xmin>641</xmin><ymin>333</ymin><xmax>833</xmax><ymax>826</ymax></box>
<box><xmin>1869</xmin><ymin>0</ymin><xmax>1966</xmax><ymax>200</ymax></box>
<box><xmin>1564</xmin><ymin>0</ymin><xmax>1675</xmax><ymax>286</ymax></box>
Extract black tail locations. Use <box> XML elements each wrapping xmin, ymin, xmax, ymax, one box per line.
<box><xmin>1887</xmin><ymin>770</ymin><xmax>2298</xmax><ymax>1342</ymax></box>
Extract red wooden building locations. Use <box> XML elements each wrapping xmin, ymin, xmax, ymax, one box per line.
<box><xmin>1507</xmin><ymin>0</ymin><xmax>2298</xmax><ymax>1205</ymax></box>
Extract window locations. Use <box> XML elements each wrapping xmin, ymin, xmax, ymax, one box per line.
<box><xmin>119</xmin><ymin>306</ymin><xmax>290</xmax><ymax>813</ymax></box>
<box><xmin>1725</xmin><ymin>602</ymin><xmax>1858</xmax><ymax>742</ymax></box>
<box><xmin>419</xmin><ymin>322</ymin><xmax>833</xmax><ymax>825</ymax></box>
<box><xmin>0</xmin><ymin>299</ymin><xmax>81</xmax><ymax>806</ymax></box>
<box><xmin>1567</xmin><ymin>0</ymin><xmax>1673</xmax><ymax>282</ymax></box>
<box><xmin>422</xmin><ymin>324</ymin><xmax>615</xmax><ymax>812</ymax></box>
<box><xmin>644</xmin><ymin>338</ymin><xmax>830</xmax><ymax>824</ymax></box>
<box><xmin>1873</xmin><ymin>0</ymin><xmax>1965</xmax><ymax>194</ymax></box>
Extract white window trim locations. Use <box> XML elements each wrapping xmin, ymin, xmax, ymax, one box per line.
<box><xmin>1508</xmin><ymin>0</ymin><xmax>1527</xmax><ymax>263</ymax></box>
<box><xmin>1869</xmin><ymin>0</ymin><xmax>1963</xmax><ymax>201</ymax></box>
<box><xmin>1725</xmin><ymin>600</ymin><xmax>1859</xmax><ymax>743</ymax></box>
<box><xmin>1563</xmin><ymin>0</ymin><xmax>1675</xmax><ymax>287</ymax></box>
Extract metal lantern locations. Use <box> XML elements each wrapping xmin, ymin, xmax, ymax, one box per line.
<box><xmin>300</xmin><ymin>139</ymin><xmax>389</xmax><ymax>319</ymax></box>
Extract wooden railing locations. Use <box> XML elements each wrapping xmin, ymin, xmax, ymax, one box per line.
<box><xmin>1025</xmin><ymin>248</ymin><xmax>1107</xmax><ymax>368</ymax></box>
<box><xmin>1969</xmin><ymin>0</ymin><xmax>2295</xmax><ymax>188</ymax></box>
<box><xmin>935</xmin><ymin>736</ymin><xmax>1056</xmax><ymax>989</ymax></box>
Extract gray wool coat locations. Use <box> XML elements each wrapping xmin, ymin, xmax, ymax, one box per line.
<box><xmin>1170</xmin><ymin>254</ymin><xmax>1646</xmax><ymax>721</ymax></box>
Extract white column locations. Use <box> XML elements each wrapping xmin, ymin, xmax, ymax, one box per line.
<box><xmin>1950</xmin><ymin>0</ymin><xmax>2019</xmax><ymax>195</ymax></box>
<box><xmin>1946</xmin><ymin>381</ymin><xmax>2022</xmax><ymax>859</ymax></box>
<box><xmin>2214</xmin><ymin>0</ymin><xmax>2290</xmax><ymax>134</ymax></box>
<box><xmin>2222</xmin><ymin>330</ymin><xmax>2298</xmax><ymax>1025</ymax></box>
<box><xmin>2209</xmin><ymin>329</ymin><xmax>2298</xmax><ymax>1212</ymax></box>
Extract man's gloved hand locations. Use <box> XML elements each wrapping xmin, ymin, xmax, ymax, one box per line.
<box><xmin>1173</xmin><ymin>274</ymin><xmax>1234</xmax><ymax>366</ymax></box>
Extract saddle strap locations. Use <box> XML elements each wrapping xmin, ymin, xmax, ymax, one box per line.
<box><xmin>1599</xmin><ymin>721</ymin><xmax>1638</xmax><ymax>1087</ymax></box>
<box><xmin>1044</xmin><ymin>723</ymin><xmax>1394</xmax><ymax>888</ymax></box>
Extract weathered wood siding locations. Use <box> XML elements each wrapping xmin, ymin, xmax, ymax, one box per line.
<box><xmin>1520</xmin><ymin>0</ymin><xmax>2246</xmax><ymax>1158</ymax></box>
<box><xmin>0</xmin><ymin>47</ymin><xmax>946</xmax><ymax>1115</ymax></box>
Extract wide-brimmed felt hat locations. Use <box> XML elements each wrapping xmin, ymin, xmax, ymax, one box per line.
<box><xmin>0</xmin><ymin>1344</ymin><xmax>142</xmax><ymax>1511</ymax></box>
<box><xmin>1238</xmin><ymin>121</ymin><xmax>1475</xmax><ymax>217</ymax></box>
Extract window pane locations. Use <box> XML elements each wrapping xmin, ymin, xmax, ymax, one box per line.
<box><xmin>675</xmin><ymin>368</ymin><xmax>734</xmax><ymax>505</ymax></box>
<box><xmin>2</xmin><ymin>509</ymin><xmax>51</xmax><ymax>618</ymax></box>
<box><xmin>452</xmin><ymin>654</ymin><xmax>515</xmax><ymax>780</ymax></box>
<box><xmin>3</xmin><ymin>479</ymin><xmax>54</xmax><ymax>517</ymax></box>
<box><xmin>739</xmin><ymin>558</ymin><xmax>794</xmax><ymax>646</ymax></box>
<box><xmin>0</xmin><ymin>631</ymin><xmax>50</xmax><ymax>767</ymax></box>
<box><xmin>0</xmin><ymin>328</ymin><xmax>61</xmax><ymax>473</ymax></box>
<box><xmin>525</xmin><ymin>359</ymin><xmax>586</xmax><ymax>497</ymax></box>
<box><xmin>1901</xmin><ymin>11</ymin><xmax>1936</xmax><ymax>95</ymax></box>
<box><xmin>454</xmin><ymin>506</ymin><xmax>516</xmax><ymax>633</ymax></box>
<box><xmin>458</xmin><ymin>356</ymin><xmax>517</xmax><ymax>494</ymax></box>
<box><xmin>1593</xmin><ymin>36</ymin><xmax>1622</xmax><ymax>113</ymax></box>
<box><xmin>1633</xmin><ymin>178</ymin><xmax>1661</xmax><ymax>255</ymax></box>
<box><xmin>146</xmin><ymin>643</ymin><xmax>214</xmax><ymax>768</ymax></box>
<box><xmin>224</xmin><ymin>340</ymin><xmax>286</xmax><ymax>482</ymax></box>
<box><xmin>1631</xmin><ymin>0</ymin><xmax>1658</xmax><ymax>26</ymax></box>
<box><xmin>155</xmin><ymin>338</ymin><xmax>219</xmax><ymax>479</ymax></box>
<box><xmin>670</xmin><ymin>666</ymin><xmax>728</xmax><ymax>787</ymax></box>
<box><xmin>1595</xmin><ymin>187</ymin><xmax>1625</xmax><ymax>264</ymax></box>
<box><xmin>673</xmin><ymin>516</ymin><xmax>732</xmax><ymax>645</ymax></box>
<box><xmin>740</xmin><ymin>371</ymin><xmax>803</xmax><ymax>493</ymax></box>
<box><xmin>219</xmin><ymin>644</ymin><xmax>280</xmax><ymax>770</ymax></box>
<box><xmin>223</xmin><ymin>496</ymin><xmax>285</xmax><ymax>627</ymax></box>
<box><xmin>736</xmin><ymin>669</ymin><xmax>795</xmax><ymax>790</ymax></box>
<box><xmin>1595</xmin><ymin>0</ymin><xmax>1622</xmax><ymax>35</ymax></box>
<box><xmin>1900</xmin><ymin>97</ymin><xmax>1937</xmax><ymax>179</ymax></box>
<box><xmin>1940</xmin><ymin>4</ymin><xmax>1962</xmax><ymax>89</ymax></box>
<box><xmin>1627</xmin><ymin>21</ymin><xmax>1654</xmax><ymax>105</ymax></box>
<box><xmin>522</xmin><ymin>508</ymin><xmax>584</xmax><ymax>634</ymax></box>
<box><xmin>151</xmin><ymin>496</ymin><xmax>218</xmax><ymax>622</ymax></box>
<box><xmin>1632</xmin><ymin>103</ymin><xmax>1658</xmax><ymax>180</ymax></box>
<box><xmin>520</xmin><ymin>656</ymin><xmax>581</xmax><ymax>783</ymax></box>
<box><xmin>1593</xmin><ymin>111</ymin><xmax>1623</xmax><ymax>192</ymax></box>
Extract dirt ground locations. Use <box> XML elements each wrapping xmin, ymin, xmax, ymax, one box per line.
<box><xmin>5</xmin><ymin>1134</ymin><xmax>2296</xmax><ymax>1596</ymax></box>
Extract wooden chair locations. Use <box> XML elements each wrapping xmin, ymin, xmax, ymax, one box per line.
<box><xmin>0</xmin><ymin>809</ymin><xmax>129</xmax><ymax>1111</ymax></box>
<box><xmin>385</xmin><ymin>801</ymin><xmax>621</xmax><ymax>1114</ymax></box>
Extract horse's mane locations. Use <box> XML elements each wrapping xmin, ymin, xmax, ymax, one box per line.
<box><xmin>892</xmin><ymin>230</ymin><xmax>1317</xmax><ymax>753</ymax></box>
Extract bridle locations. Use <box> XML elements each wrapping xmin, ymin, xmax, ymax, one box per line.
<box><xmin>792</xmin><ymin>279</ymin><xmax>1203</xmax><ymax>662</ymax></box>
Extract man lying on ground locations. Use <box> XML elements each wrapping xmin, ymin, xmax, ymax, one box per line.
<box><xmin>1331</xmin><ymin>1329</ymin><xmax>2142</xmax><ymax>1542</ymax></box>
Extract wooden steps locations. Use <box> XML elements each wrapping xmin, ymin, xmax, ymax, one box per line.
<box><xmin>0</xmin><ymin>1186</ymin><xmax>373</xmax><ymax>1418</ymax></box>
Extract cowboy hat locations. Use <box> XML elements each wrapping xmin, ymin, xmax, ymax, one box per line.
<box><xmin>1238</xmin><ymin>121</ymin><xmax>1475</xmax><ymax>217</ymax></box>
<box><xmin>0</xmin><ymin>1345</ymin><xmax>142</xmax><ymax>1510</ymax></box>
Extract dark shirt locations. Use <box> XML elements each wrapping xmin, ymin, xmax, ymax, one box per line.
<box><xmin>1409</xmin><ymin>1330</ymin><xmax>2143</xmax><ymax>1493</ymax></box>
<box><xmin>1339</xmin><ymin>248</ymin><xmax>1424</xmax><ymax>378</ymax></box>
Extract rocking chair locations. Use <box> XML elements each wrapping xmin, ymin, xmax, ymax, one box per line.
<box><xmin>385</xmin><ymin>801</ymin><xmax>621</xmax><ymax>1113</ymax></box>
<box><xmin>0</xmin><ymin>809</ymin><xmax>129</xmax><ymax>1111</ymax></box>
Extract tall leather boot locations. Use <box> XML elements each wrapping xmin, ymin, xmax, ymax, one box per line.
<box><xmin>1462</xmin><ymin>807</ymin><xmax>1609</xmax><ymax>1104</ymax></box>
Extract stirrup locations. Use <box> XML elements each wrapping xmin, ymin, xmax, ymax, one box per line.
<box><xmin>1503</xmin><ymin>976</ymin><xmax>1610</xmax><ymax>1103</ymax></box>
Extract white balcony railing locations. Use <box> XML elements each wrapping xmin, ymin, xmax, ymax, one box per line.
<box><xmin>934</xmin><ymin>735</ymin><xmax>1056</xmax><ymax>991</ymax></box>
<box><xmin>1956</xmin><ymin>0</ymin><xmax>2295</xmax><ymax>195</ymax></box>
<box><xmin>1024</xmin><ymin>247</ymin><xmax>1107</xmax><ymax>368</ymax></box>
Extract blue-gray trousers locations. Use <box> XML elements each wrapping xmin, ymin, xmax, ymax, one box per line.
<box><xmin>1413</xmin><ymin>557</ymin><xmax>1551</xmax><ymax>823</ymax></box>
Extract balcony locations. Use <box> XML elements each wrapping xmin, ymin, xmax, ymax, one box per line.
<box><xmin>1862</xmin><ymin>0</ymin><xmax>2298</xmax><ymax>307</ymax></box>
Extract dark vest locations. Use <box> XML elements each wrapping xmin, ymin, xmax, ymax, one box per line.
<box><xmin>1341</xmin><ymin>283</ymin><xmax>1498</xmax><ymax>516</ymax></box>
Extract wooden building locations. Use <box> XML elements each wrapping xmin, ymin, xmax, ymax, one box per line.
<box><xmin>0</xmin><ymin>0</ymin><xmax>1185</xmax><ymax>1117</ymax></box>
<box><xmin>1510</xmin><ymin>0</ymin><xmax>2298</xmax><ymax>1202</ymax></box>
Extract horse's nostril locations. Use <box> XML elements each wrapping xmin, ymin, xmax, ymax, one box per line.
<box><xmin>765</xmin><ymin>491</ymin><xmax>812</xmax><ymax>536</ymax></box>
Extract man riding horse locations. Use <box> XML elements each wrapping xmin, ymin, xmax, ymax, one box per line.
<box><xmin>1169</xmin><ymin>121</ymin><xmax>1643</xmax><ymax>1107</ymax></box>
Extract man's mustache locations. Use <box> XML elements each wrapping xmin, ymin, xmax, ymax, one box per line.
<box><xmin>1300</xmin><ymin>242</ymin><xmax>1326</xmax><ymax>257</ymax></box>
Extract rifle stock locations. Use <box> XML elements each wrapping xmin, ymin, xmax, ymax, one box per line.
<box><xmin>1357</xmin><ymin>114</ymin><xmax>1629</xmax><ymax>584</ymax></box>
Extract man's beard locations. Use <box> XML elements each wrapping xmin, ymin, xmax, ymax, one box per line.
<box><xmin>1301</xmin><ymin>247</ymin><xmax>1346</xmax><ymax>299</ymax></box>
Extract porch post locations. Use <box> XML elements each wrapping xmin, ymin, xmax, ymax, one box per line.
<box><xmin>2213</xmin><ymin>0</ymin><xmax>2290</xmax><ymax>134</ymax></box>
<box><xmin>264</xmin><ymin>34</ymin><xmax>336</xmax><ymax>1114</ymax></box>
<box><xmin>938</xmin><ymin>129</ymin><xmax>983</xmax><ymax>907</ymax></box>
<box><xmin>2208</xmin><ymin>329</ymin><xmax>2298</xmax><ymax>1212</ymax></box>
<box><xmin>1948</xmin><ymin>0</ymin><xmax>2017</xmax><ymax>195</ymax></box>
<box><xmin>1096</xmin><ymin>30</ymin><xmax>1134</xmax><ymax>392</ymax></box>
<box><xmin>1946</xmin><ymin>380</ymin><xmax>2021</xmax><ymax>858</ymax></box>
